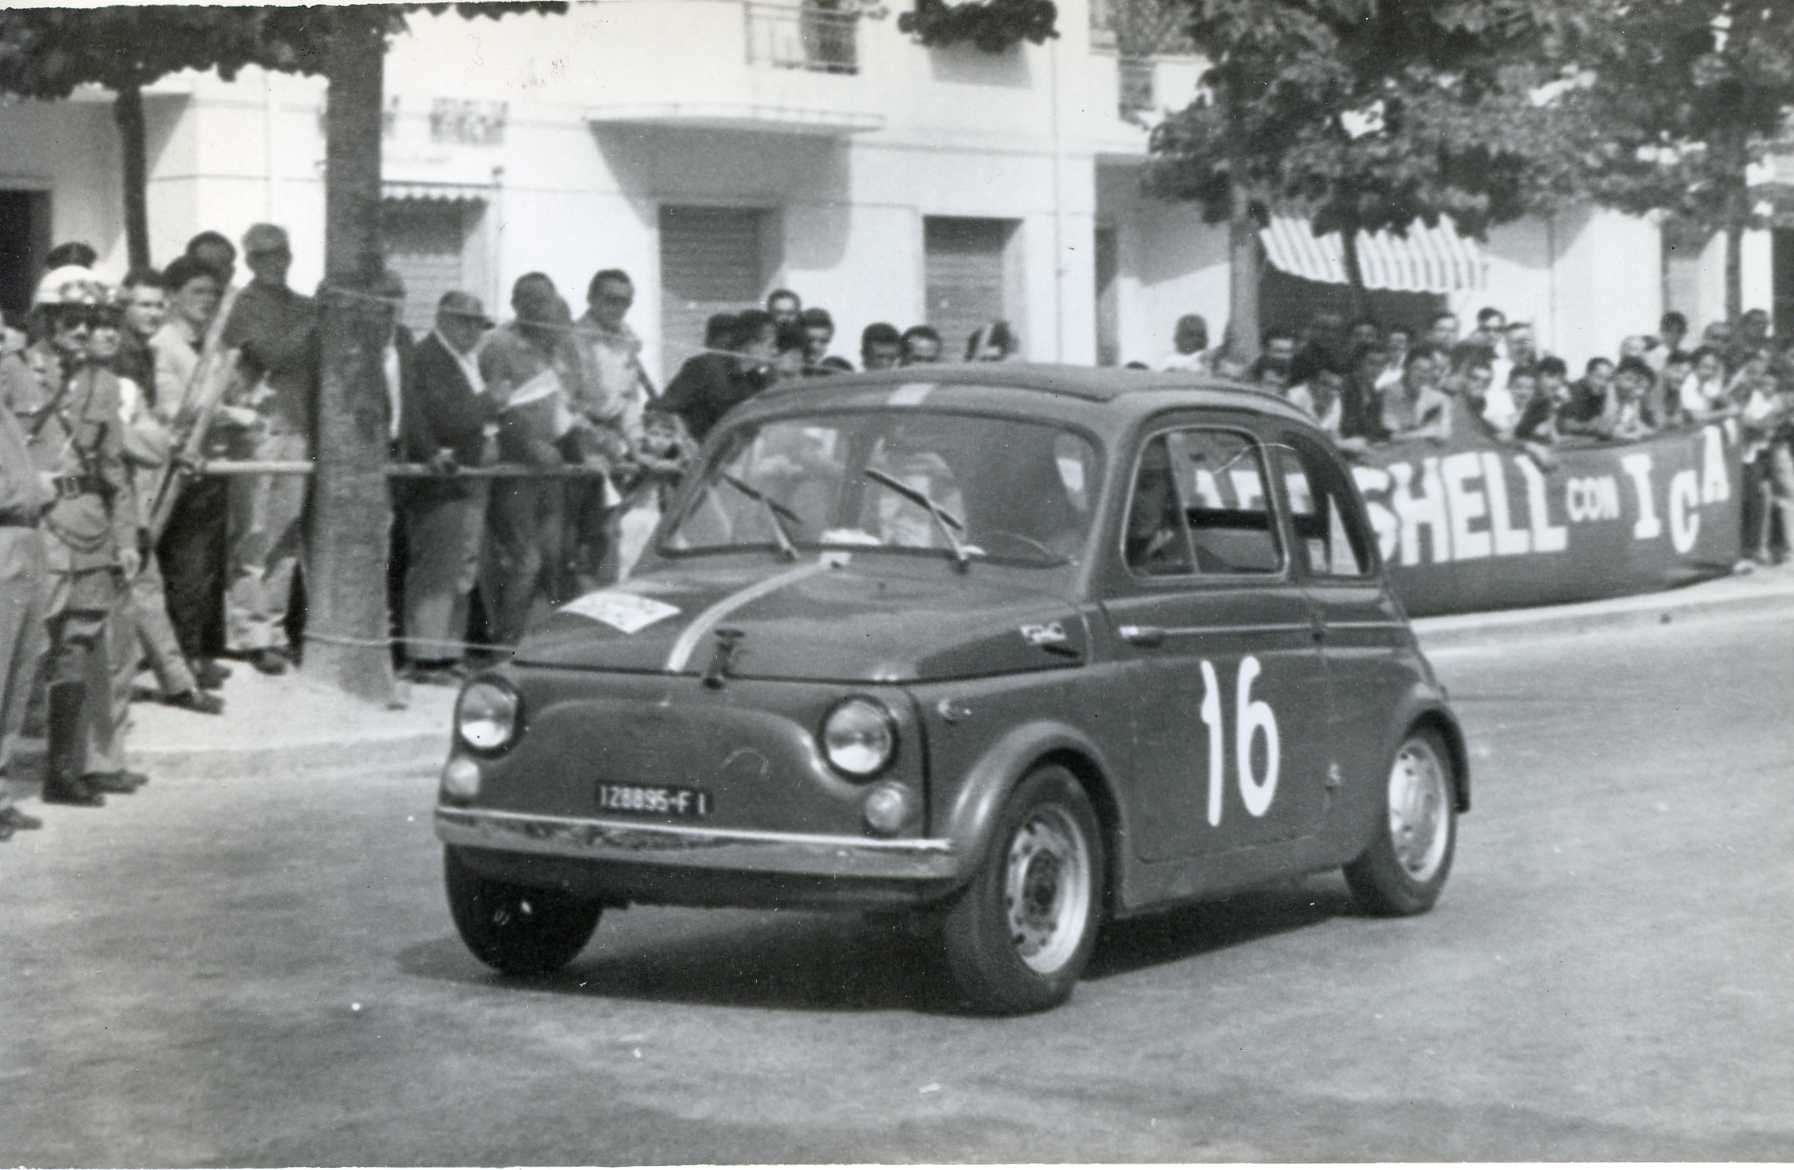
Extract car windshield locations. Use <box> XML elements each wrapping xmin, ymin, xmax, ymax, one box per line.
<box><xmin>662</xmin><ymin>410</ymin><xmax>1100</xmax><ymax>568</ymax></box>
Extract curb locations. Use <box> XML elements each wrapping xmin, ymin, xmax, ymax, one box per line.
<box><xmin>1413</xmin><ymin>575</ymin><xmax>1794</xmax><ymax>651</ymax></box>
<box><xmin>129</xmin><ymin>731</ymin><xmax>452</xmax><ymax>781</ymax></box>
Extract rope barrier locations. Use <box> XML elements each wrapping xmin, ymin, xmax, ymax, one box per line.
<box><xmin>184</xmin><ymin>459</ymin><xmax>621</xmax><ymax>478</ymax></box>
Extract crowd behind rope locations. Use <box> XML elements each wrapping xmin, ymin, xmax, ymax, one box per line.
<box><xmin>1148</xmin><ymin>305</ymin><xmax>1794</xmax><ymax>572</ymax></box>
<box><xmin>0</xmin><ymin>221</ymin><xmax>1786</xmax><ymax>840</ymax></box>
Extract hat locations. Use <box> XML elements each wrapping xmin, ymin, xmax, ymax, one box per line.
<box><xmin>33</xmin><ymin>265</ymin><xmax>109</xmax><ymax>310</ymax></box>
<box><xmin>242</xmin><ymin>223</ymin><xmax>290</xmax><ymax>255</ymax></box>
<box><xmin>437</xmin><ymin>290</ymin><xmax>493</xmax><ymax>329</ymax></box>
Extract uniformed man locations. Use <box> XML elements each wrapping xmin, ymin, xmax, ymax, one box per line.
<box><xmin>2</xmin><ymin>267</ymin><xmax>146</xmax><ymax>806</ymax></box>
<box><xmin>0</xmin><ymin>377</ymin><xmax>51</xmax><ymax>838</ymax></box>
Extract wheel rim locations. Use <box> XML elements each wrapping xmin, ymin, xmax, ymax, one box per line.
<box><xmin>1387</xmin><ymin>738</ymin><xmax>1450</xmax><ymax>882</ymax></box>
<box><xmin>1003</xmin><ymin>806</ymin><xmax>1093</xmax><ymax>974</ymax></box>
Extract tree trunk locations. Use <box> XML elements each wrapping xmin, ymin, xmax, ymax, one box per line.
<box><xmin>307</xmin><ymin>11</ymin><xmax>396</xmax><ymax>704</ymax></box>
<box><xmin>1224</xmin><ymin>139</ymin><xmax>1261</xmax><ymax>365</ymax></box>
<box><xmin>1340</xmin><ymin>222</ymin><xmax>1369</xmax><ymax>323</ymax></box>
<box><xmin>113</xmin><ymin>79</ymin><xmax>150</xmax><ymax>271</ymax></box>
<box><xmin>1718</xmin><ymin>123</ymin><xmax>1750</xmax><ymax>322</ymax></box>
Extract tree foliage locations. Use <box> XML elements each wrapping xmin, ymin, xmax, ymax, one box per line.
<box><xmin>899</xmin><ymin>0</ymin><xmax>1059</xmax><ymax>53</ymax></box>
<box><xmin>1143</xmin><ymin>0</ymin><xmax>1591</xmax><ymax>321</ymax></box>
<box><xmin>1555</xmin><ymin>0</ymin><xmax>1794</xmax><ymax>316</ymax></box>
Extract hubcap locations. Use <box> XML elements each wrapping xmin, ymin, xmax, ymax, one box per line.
<box><xmin>1004</xmin><ymin>807</ymin><xmax>1093</xmax><ymax>974</ymax></box>
<box><xmin>1387</xmin><ymin>739</ymin><xmax>1450</xmax><ymax>882</ymax></box>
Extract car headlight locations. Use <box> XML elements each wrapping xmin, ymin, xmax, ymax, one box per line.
<box><xmin>821</xmin><ymin>696</ymin><xmax>897</xmax><ymax>779</ymax></box>
<box><xmin>456</xmin><ymin>679</ymin><xmax>520</xmax><ymax>754</ymax></box>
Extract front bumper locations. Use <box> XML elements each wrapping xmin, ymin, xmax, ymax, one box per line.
<box><xmin>435</xmin><ymin>806</ymin><xmax>960</xmax><ymax>882</ymax></box>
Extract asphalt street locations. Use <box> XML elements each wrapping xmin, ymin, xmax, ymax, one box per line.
<box><xmin>2</xmin><ymin>607</ymin><xmax>1791</xmax><ymax>1164</ymax></box>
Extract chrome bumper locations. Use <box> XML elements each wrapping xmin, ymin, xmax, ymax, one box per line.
<box><xmin>434</xmin><ymin>806</ymin><xmax>960</xmax><ymax>881</ymax></box>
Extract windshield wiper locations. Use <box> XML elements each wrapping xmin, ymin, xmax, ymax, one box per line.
<box><xmin>720</xmin><ymin>472</ymin><xmax>799</xmax><ymax>561</ymax></box>
<box><xmin>864</xmin><ymin>466</ymin><xmax>970</xmax><ymax>572</ymax></box>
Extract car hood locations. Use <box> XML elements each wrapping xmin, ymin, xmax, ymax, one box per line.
<box><xmin>514</xmin><ymin>556</ymin><xmax>1087</xmax><ymax>683</ymax></box>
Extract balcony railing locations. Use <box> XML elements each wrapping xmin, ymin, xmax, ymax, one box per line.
<box><xmin>745</xmin><ymin>1</ymin><xmax>860</xmax><ymax>75</ymax></box>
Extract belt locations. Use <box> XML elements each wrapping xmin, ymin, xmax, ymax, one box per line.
<box><xmin>49</xmin><ymin>474</ymin><xmax>104</xmax><ymax>500</ymax></box>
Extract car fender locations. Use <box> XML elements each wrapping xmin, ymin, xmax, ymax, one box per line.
<box><xmin>939</xmin><ymin>719</ymin><xmax>1128</xmax><ymax>890</ymax></box>
<box><xmin>1386</xmin><ymin>685</ymin><xmax>1472</xmax><ymax>813</ymax></box>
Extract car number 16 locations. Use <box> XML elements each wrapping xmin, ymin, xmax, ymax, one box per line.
<box><xmin>1196</xmin><ymin>654</ymin><xmax>1281</xmax><ymax>826</ymax></box>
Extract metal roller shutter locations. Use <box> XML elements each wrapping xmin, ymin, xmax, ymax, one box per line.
<box><xmin>383</xmin><ymin>199</ymin><xmax>472</xmax><ymax>337</ymax></box>
<box><xmin>924</xmin><ymin>216</ymin><xmax>1014</xmax><ymax>361</ymax></box>
<box><xmin>659</xmin><ymin>206</ymin><xmax>766</xmax><ymax>372</ymax></box>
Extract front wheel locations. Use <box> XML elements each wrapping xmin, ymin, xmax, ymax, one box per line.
<box><xmin>1344</xmin><ymin>728</ymin><xmax>1457</xmax><ymax>916</ymax></box>
<box><xmin>942</xmin><ymin>766</ymin><xmax>1104</xmax><ymax>1014</ymax></box>
<box><xmin>445</xmin><ymin>847</ymin><xmax>601</xmax><ymax>975</ymax></box>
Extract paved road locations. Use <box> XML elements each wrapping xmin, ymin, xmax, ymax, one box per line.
<box><xmin>3</xmin><ymin>609</ymin><xmax>1791</xmax><ymax>1164</ymax></box>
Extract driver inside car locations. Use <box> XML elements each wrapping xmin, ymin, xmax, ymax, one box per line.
<box><xmin>1125</xmin><ymin>436</ymin><xmax>1194</xmax><ymax>575</ymax></box>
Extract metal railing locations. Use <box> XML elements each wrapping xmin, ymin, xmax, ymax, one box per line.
<box><xmin>744</xmin><ymin>1</ymin><xmax>860</xmax><ymax>75</ymax></box>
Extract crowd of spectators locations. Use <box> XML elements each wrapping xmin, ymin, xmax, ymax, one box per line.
<box><xmin>1152</xmin><ymin>305</ymin><xmax>1794</xmax><ymax>571</ymax></box>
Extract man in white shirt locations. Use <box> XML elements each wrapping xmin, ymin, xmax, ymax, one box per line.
<box><xmin>1157</xmin><ymin>314</ymin><xmax>1210</xmax><ymax>373</ymax></box>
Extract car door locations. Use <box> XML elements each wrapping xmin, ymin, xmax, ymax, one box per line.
<box><xmin>1272</xmin><ymin>428</ymin><xmax>1408</xmax><ymax>802</ymax></box>
<box><xmin>1100</xmin><ymin>419</ymin><xmax>1333</xmax><ymax>863</ymax></box>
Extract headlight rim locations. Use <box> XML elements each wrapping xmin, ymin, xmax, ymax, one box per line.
<box><xmin>820</xmin><ymin>694</ymin><xmax>899</xmax><ymax>780</ymax></box>
<box><xmin>455</xmin><ymin>675</ymin><xmax>523</xmax><ymax>757</ymax></box>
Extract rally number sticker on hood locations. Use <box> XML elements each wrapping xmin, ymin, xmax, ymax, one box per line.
<box><xmin>559</xmin><ymin>590</ymin><xmax>681</xmax><ymax>634</ymax></box>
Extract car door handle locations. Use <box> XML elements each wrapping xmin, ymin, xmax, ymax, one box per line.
<box><xmin>1118</xmin><ymin>624</ymin><xmax>1166</xmax><ymax>648</ymax></box>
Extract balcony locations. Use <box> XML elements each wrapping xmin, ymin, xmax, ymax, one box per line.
<box><xmin>585</xmin><ymin>0</ymin><xmax>884</xmax><ymax>136</ymax></box>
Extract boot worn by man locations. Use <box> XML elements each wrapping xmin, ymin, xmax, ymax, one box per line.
<box><xmin>41</xmin><ymin>681</ymin><xmax>103</xmax><ymax>807</ymax></box>
<box><xmin>84</xmin><ymin>770</ymin><xmax>148</xmax><ymax>794</ymax></box>
<box><xmin>0</xmin><ymin>807</ymin><xmax>44</xmax><ymax>832</ymax></box>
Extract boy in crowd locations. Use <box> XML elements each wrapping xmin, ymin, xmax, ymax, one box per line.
<box><xmin>860</xmin><ymin>322</ymin><xmax>902</xmax><ymax>371</ymax></box>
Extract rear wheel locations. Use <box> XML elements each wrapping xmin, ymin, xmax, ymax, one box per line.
<box><xmin>1345</xmin><ymin>728</ymin><xmax>1457</xmax><ymax>916</ymax></box>
<box><xmin>444</xmin><ymin>847</ymin><xmax>601</xmax><ymax>975</ymax></box>
<box><xmin>942</xmin><ymin>766</ymin><xmax>1103</xmax><ymax>1014</ymax></box>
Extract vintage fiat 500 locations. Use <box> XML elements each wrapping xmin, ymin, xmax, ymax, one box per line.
<box><xmin>435</xmin><ymin>365</ymin><xmax>1468</xmax><ymax>1014</ymax></box>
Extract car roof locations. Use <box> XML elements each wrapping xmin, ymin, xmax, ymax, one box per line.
<box><xmin>739</xmin><ymin>362</ymin><xmax>1317</xmax><ymax>430</ymax></box>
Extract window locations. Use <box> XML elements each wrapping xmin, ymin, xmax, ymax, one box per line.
<box><xmin>1124</xmin><ymin>428</ymin><xmax>1283</xmax><ymax>577</ymax></box>
<box><xmin>1275</xmin><ymin>434</ymin><xmax>1375</xmax><ymax>578</ymax></box>
<box><xmin>660</xmin><ymin>206</ymin><xmax>769</xmax><ymax>378</ymax></box>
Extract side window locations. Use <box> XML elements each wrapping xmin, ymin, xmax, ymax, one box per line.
<box><xmin>1124</xmin><ymin>434</ymin><xmax>1195</xmax><ymax>576</ymax></box>
<box><xmin>1175</xmin><ymin>428</ymin><xmax>1283</xmax><ymax>574</ymax></box>
<box><xmin>1276</xmin><ymin>433</ymin><xmax>1375</xmax><ymax>578</ymax></box>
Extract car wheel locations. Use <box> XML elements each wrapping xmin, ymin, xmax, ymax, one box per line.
<box><xmin>1344</xmin><ymin>727</ymin><xmax>1457</xmax><ymax>916</ymax></box>
<box><xmin>444</xmin><ymin>847</ymin><xmax>601</xmax><ymax>975</ymax></box>
<box><xmin>942</xmin><ymin>765</ymin><xmax>1103</xmax><ymax>1014</ymax></box>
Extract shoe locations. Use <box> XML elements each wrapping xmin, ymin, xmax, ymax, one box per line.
<box><xmin>84</xmin><ymin>771</ymin><xmax>145</xmax><ymax>795</ymax></box>
<box><xmin>42</xmin><ymin>775</ymin><xmax>104</xmax><ymax>807</ymax></box>
<box><xmin>407</xmin><ymin>663</ymin><xmax>468</xmax><ymax>687</ymax></box>
<box><xmin>1733</xmin><ymin>557</ymin><xmax>1757</xmax><ymax>575</ymax></box>
<box><xmin>250</xmin><ymin>648</ymin><xmax>289</xmax><ymax>676</ymax></box>
<box><xmin>0</xmin><ymin>807</ymin><xmax>44</xmax><ymax>831</ymax></box>
<box><xmin>194</xmin><ymin>658</ymin><xmax>232</xmax><ymax>690</ymax></box>
<box><xmin>167</xmin><ymin>689</ymin><xmax>225</xmax><ymax>715</ymax></box>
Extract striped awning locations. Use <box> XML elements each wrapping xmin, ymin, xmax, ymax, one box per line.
<box><xmin>1260</xmin><ymin>214</ymin><xmax>1485</xmax><ymax>293</ymax></box>
<box><xmin>382</xmin><ymin>180</ymin><xmax>490</xmax><ymax>204</ymax></box>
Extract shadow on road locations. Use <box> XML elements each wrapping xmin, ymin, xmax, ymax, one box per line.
<box><xmin>397</xmin><ymin>879</ymin><xmax>1357</xmax><ymax>1014</ymax></box>
<box><xmin>1085</xmin><ymin>881</ymin><xmax>1356</xmax><ymax>981</ymax></box>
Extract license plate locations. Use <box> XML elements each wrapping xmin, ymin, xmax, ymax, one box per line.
<box><xmin>597</xmin><ymin>783</ymin><xmax>712</xmax><ymax>820</ymax></box>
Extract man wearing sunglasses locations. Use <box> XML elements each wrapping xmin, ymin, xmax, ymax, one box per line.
<box><xmin>220</xmin><ymin>222</ymin><xmax>318</xmax><ymax>675</ymax></box>
<box><xmin>0</xmin><ymin>267</ymin><xmax>146</xmax><ymax>807</ymax></box>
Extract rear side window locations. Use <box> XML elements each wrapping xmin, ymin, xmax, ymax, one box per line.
<box><xmin>1275</xmin><ymin>433</ymin><xmax>1376</xmax><ymax>578</ymax></box>
<box><xmin>1123</xmin><ymin>427</ymin><xmax>1284</xmax><ymax>577</ymax></box>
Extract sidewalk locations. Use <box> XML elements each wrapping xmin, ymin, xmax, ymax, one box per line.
<box><xmin>30</xmin><ymin>561</ymin><xmax>1794</xmax><ymax>780</ymax></box>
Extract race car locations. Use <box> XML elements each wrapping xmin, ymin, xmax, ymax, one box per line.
<box><xmin>436</xmin><ymin>364</ymin><xmax>1468</xmax><ymax>1014</ymax></box>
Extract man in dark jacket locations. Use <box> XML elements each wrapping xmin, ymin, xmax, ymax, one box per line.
<box><xmin>398</xmin><ymin>292</ymin><xmax>496</xmax><ymax>683</ymax></box>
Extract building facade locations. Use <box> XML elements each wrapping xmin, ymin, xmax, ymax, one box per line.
<box><xmin>0</xmin><ymin>0</ymin><xmax>1776</xmax><ymax>374</ymax></box>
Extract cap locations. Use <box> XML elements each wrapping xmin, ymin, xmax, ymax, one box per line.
<box><xmin>242</xmin><ymin>223</ymin><xmax>290</xmax><ymax>255</ymax></box>
<box><xmin>33</xmin><ymin>265</ymin><xmax>109</xmax><ymax>310</ymax></box>
<box><xmin>437</xmin><ymin>290</ymin><xmax>494</xmax><ymax>329</ymax></box>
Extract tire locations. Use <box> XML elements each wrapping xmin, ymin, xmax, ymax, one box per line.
<box><xmin>942</xmin><ymin>766</ymin><xmax>1104</xmax><ymax>1014</ymax></box>
<box><xmin>1345</xmin><ymin>727</ymin><xmax>1457</xmax><ymax>916</ymax></box>
<box><xmin>444</xmin><ymin>847</ymin><xmax>601</xmax><ymax>975</ymax></box>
